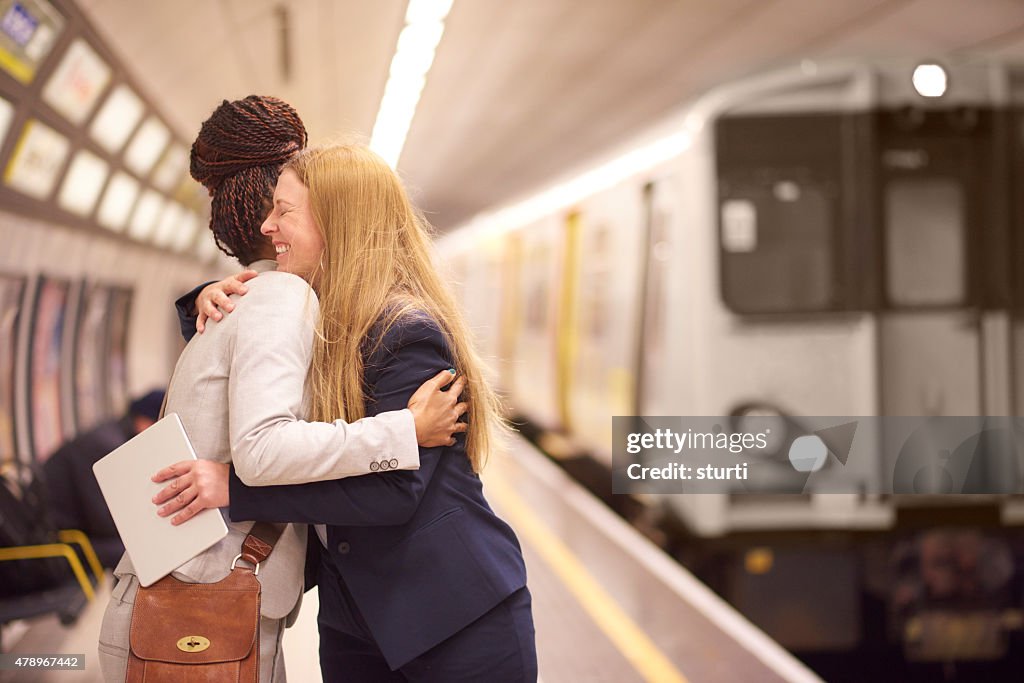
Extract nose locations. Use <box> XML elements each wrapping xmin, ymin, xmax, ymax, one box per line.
<box><xmin>260</xmin><ymin>213</ymin><xmax>275</xmax><ymax>236</ymax></box>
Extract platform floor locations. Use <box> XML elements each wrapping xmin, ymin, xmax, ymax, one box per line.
<box><xmin>0</xmin><ymin>436</ymin><xmax>820</xmax><ymax>682</ymax></box>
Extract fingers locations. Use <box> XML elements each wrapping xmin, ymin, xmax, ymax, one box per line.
<box><xmin>198</xmin><ymin>297</ymin><xmax>224</xmax><ymax>324</ymax></box>
<box><xmin>157</xmin><ymin>484</ymin><xmax>197</xmax><ymax>517</ymax></box>
<box><xmin>153</xmin><ymin>472</ymin><xmax>194</xmax><ymax>505</ymax></box>
<box><xmin>454</xmin><ymin>402</ymin><xmax>469</xmax><ymax>417</ymax></box>
<box><xmin>152</xmin><ymin>461</ymin><xmax>192</xmax><ymax>483</ymax></box>
<box><xmin>196</xmin><ymin>310</ymin><xmax>207</xmax><ymax>334</ymax></box>
<box><xmin>236</xmin><ymin>269</ymin><xmax>259</xmax><ymax>284</ymax></box>
<box><xmin>452</xmin><ymin>422</ymin><xmax>469</xmax><ymax>433</ymax></box>
<box><xmin>171</xmin><ymin>499</ymin><xmax>205</xmax><ymax>526</ymax></box>
<box><xmin>200</xmin><ymin>290</ymin><xmax>233</xmax><ymax>323</ymax></box>
<box><xmin>430</xmin><ymin>368</ymin><xmax>457</xmax><ymax>389</ymax></box>
<box><xmin>222</xmin><ymin>279</ymin><xmax>249</xmax><ymax>297</ymax></box>
<box><xmin>447</xmin><ymin>376</ymin><xmax>467</xmax><ymax>397</ymax></box>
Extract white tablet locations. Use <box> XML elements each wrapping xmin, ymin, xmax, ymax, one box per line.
<box><xmin>92</xmin><ymin>413</ymin><xmax>228</xmax><ymax>586</ymax></box>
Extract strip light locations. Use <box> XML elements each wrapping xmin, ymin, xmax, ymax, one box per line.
<box><xmin>370</xmin><ymin>0</ymin><xmax>453</xmax><ymax>168</ymax></box>
<box><xmin>444</xmin><ymin>130</ymin><xmax>693</xmax><ymax>246</ymax></box>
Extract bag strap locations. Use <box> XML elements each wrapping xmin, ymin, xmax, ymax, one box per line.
<box><xmin>239</xmin><ymin>521</ymin><xmax>285</xmax><ymax>567</ymax></box>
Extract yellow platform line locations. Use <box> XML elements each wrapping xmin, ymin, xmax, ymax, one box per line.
<box><xmin>487</xmin><ymin>477</ymin><xmax>689</xmax><ymax>683</ymax></box>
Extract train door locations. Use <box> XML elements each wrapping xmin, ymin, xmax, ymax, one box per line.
<box><xmin>636</xmin><ymin>174</ymin><xmax>683</xmax><ymax>416</ymax></box>
<box><xmin>877</xmin><ymin>108</ymin><xmax>1009</xmax><ymax>416</ymax></box>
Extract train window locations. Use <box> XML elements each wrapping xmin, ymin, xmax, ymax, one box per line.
<box><xmin>719</xmin><ymin>181</ymin><xmax>834</xmax><ymax>313</ymax></box>
<box><xmin>884</xmin><ymin>178</ymin><xmax>964</xmax><ymax>306</ymax></box>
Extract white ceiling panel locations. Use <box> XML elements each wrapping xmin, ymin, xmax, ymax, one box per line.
<box><xmin>77</xmin><ymin>0</ymin><xmax>1024</xmax><ymax>230</ymax></box>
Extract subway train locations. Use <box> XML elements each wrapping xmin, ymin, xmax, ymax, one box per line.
<box><xmin>440</xmin><ymin>59</ymin><xmax>1024</xmax><ymax>662</ymax></box>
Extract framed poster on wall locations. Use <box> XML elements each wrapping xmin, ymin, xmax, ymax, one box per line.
<box><xmin>41</xmin><ymin>38</ymin><xmax>111</xmax><ymax>125</ymax></box>
<box><xmin>0</xmin><ymin>0</ymin><xmax>63</xmax><ymax>84</ymax></box>
<box><xmin>105</xmin><ymin>286</ymin><xmax>131</xmax><ymax>417</ymax></box>
<box><xmin>0</xmin><ymin>272</ymin><xmax>24</xmax><ymax>476</ymax></box>
<box><xmin>73</xmin><ymin>281</ymin><xmax>110</xmax><ymax>431</ymax></box>
<box><xmin>4</xmin><ymin>119</ymin><xmax>70</xmax><ymax>200</ymax></box>
<box><xmin>27</xmin><ymin>275</ymin><xmax>70</xmax><ymax>463</ymax></box>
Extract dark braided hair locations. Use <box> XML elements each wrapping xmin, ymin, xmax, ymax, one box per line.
<box><xmin>190</xmin><ymin>96</ymin><xmax>307</xmax><ymax>264</ymax></box>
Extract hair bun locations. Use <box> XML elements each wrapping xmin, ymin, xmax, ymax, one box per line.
<box><xmin>190</xmin><ymin>95</ymin><xmax>307</xmax><ymax>194</ymax></box>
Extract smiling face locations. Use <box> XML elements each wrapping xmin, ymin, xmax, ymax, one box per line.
<box><xmin>260</xmin><ymin>168</ymin><xmax>325</xmax><ymax>281</ymax></box>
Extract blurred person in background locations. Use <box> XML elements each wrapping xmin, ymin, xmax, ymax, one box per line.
<box><xmin>43</xmin><ymin>389</ymin><xmax>164</xmax><ymax>568</ymax></box>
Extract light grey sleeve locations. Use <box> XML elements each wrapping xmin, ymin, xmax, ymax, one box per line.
<box><xmin>227</xmin><ymin>272</ymin><xmax>419</xmax><ymax>486</ymax></box>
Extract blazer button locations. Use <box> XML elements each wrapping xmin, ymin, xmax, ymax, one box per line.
<box><xmin>337</xmin><ymin>542</ymin><xmax>351</xmax><ymax>555</ymax></box>
<box><xmin>369</xmin><ymin>461</ymin><xmax>380</xmax><ymax>472</ymax></box>
<box><xmin>380</xmin><ymin>459</ymin><xmax>391</xmax><ymax>470</ymax></box>
<box><xmin>389</xmin><ymin>458</ymin><xmax>399</xmax><ymax>469</ymax></box>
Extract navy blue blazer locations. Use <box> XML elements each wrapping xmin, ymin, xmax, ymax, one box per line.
<box><xmin>179</xmin><ymin>305</ymin><xmax>527</xmax><ymax>669</ymax></box>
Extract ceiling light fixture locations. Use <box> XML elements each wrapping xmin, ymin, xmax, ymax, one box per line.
<box><xmin>370</xmin><ymin>0</ymin><xmax>453</xmax><ymax>168</ymax></box>
<box><xmin>912</xmin><ymin>63</ymin><xmax>947</xmax><ymax>98</ymax></box>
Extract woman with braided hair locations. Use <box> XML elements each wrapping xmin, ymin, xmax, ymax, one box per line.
<box><xmin>96</xmin><ymin>96</ymin><xmax>467</xmax><ymax>682</ymax></box>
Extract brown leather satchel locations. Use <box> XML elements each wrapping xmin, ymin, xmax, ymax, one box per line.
<box><xmin>125</xmin><ymin>522</ymin><xmax>283</xmax><ymax>683</ymax></box>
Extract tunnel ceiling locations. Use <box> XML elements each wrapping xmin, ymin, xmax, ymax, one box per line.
<box><xmin>78</xmin><ymin>0</ymin><xmax>1024</xmax><ymax>230</ymax></box>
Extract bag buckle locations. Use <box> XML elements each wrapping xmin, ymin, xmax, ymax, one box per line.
<box><xmin>230</xmin><ymin>554</ymin><xmax>260</xmax><ymax>575</ymax></box>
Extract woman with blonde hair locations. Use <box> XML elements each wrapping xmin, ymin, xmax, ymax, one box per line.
<box><xmin>99</xmin><ymin>99</ymin><xmax>467</xmax><ymax>683</ymax></box>
<box><xmin>157</xmin><ymin>143</ymin><xmax>537</xmax><ymax>681</ymax></box>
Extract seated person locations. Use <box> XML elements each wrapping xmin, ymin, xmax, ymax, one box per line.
<box><xmin>42</xmin><ymin>390</ymin><xmax>164</xmax><ymax>568</ymax></box>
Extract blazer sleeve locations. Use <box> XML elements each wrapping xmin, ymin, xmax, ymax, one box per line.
<box><xmin>227</xmin><ymin>272</ymin><xmax>419</xmax><ymax>486</ymax></box>
<box><xmin>227</xmin><ymin>316</ymin><xmax>456</xmax><ymax>526</ymax></box>
<box><xmin>174</xmin><ymin>281</ymin><xmax>213</xmax><ymax>343</ymax></box>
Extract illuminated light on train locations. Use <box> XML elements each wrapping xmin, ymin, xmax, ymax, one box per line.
<box><xmin>912</xmin><ymin>62</ymin><xmax>948</xmax><ymax>98</ymax></box>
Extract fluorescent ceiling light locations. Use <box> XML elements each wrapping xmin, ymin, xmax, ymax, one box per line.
<box><xmin>405</xmin><ymin>0</ymin><xmax>453</xmax><ymax>23</ymax></box>
<box><xmin>370</xmin><ymin>1</ymin><xmax>453</xmax><ymax>168</ymax></box>
<box><xmin>447</xmin><ymin>131</ymin><xmax>693</xmax><ymax>242</ymax></box>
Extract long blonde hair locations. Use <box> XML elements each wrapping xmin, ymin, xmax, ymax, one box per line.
<box><xmin>286</xmin><ymin>144</ymin><xmax>504</xmax><ymax>472</ymax></box>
